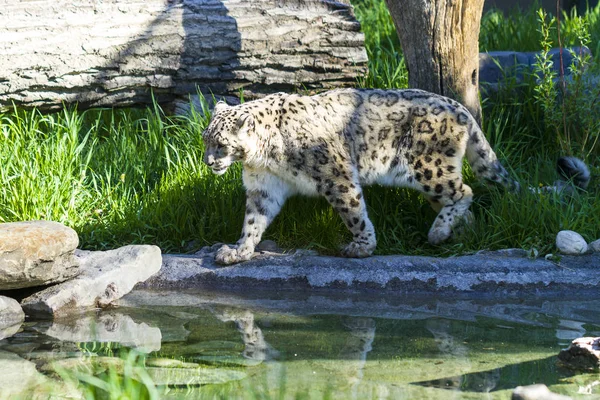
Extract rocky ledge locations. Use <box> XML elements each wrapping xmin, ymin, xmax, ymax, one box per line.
<box><xmin>139</xmin><ymin>245</ymin><xmax>600</xmax><ymax>295</ymax></box>
<box><xmin>0</xmin><ymin>221</ymin><xmax>162</xmax><ymax>321</ymax></box>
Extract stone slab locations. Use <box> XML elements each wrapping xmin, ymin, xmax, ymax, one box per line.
<box><xmin>21</xmin><ymin>245</ymin><xmax>162</xmax><ymax>317</ymax></box>
<box><xmin>139</xmin><ymin>247</ymin><xmax>600</xmax><ymax>295</ymax></box>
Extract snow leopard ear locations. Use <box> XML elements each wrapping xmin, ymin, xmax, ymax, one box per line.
<box><xmin>214</xmin><ymin>101</ymin><xmax>229</xmax><ymax>113</ymax></box>
<box><xmin>235</xmin><ymin>113</ymin><xmax>255</xmax><ymax>134</ymax></box>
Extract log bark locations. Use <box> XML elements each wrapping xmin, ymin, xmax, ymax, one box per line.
<box><xmin>384</xmin><ymin>0</ymin><xmax>484</xmax><ymax>124</ymax></box>
<box><xmin>0</xmin><ymin>0</ymin><xmax>367</xmax><ymax>111</ymax></box>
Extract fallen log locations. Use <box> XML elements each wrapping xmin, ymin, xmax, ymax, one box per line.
<box><xmin>0</xmin><ymin>0</ymin><xmax>367</xmax><ymax>111</ymax></box>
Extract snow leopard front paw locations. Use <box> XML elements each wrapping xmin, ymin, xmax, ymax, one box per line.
<box><xmin>427</xmin><ymin>225</ymin><xmax>452</xmax><ymax>245</ymax></box>
<box><xmin>215</xmin><ymin>244</ymin><xmax>254</xmax><ymax>265</ymax></box>
<box><xmin>340</xmin><ymin>241</ymin><xmax>375</xmax><ymax>258</ymax></box>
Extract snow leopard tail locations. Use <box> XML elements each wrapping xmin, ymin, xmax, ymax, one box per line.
<box><xmin>465</xmin><ymin>119</ymin><xmax>591</xmax><ymax>193</ymax></box>
<box><xmin>464</xmin><ymin>121</ymin><xmax>521</xmax><ymax>192</ymax></box>
<box><xmin>556</xmin><ymin>156</ymin><xmax>590</xmax><ymax>190</ymax></box>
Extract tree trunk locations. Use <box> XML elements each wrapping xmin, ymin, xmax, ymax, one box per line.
<box><xmin>0</xmin><ymin>0</ymin><xmax>367</xmax><ymax>112</ymax></box>
<box><xmin>384</xmin><ymin>0</ymin><xmax>484</xmax><ymax>124</ymax></box>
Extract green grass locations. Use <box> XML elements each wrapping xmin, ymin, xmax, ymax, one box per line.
<box><xmin>0</xmin><ymin>2</ymin><xmax>599</xmax><ymax>257</ymax></box>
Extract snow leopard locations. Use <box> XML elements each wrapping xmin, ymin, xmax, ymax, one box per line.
<box><xmin>201</xmin><ymin>88</ymin><xmax>589</xmax><ymax>265</ymax></box>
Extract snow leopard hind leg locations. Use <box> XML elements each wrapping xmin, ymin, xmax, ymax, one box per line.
<box><xmin>320</xmin><ymin>173</ymin><xmax>377</xmax><ymax>258</ymax></box>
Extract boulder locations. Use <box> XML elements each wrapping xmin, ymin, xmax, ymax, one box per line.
<box><xmin>21</xmin><ymin>245</ymin><xmax>162</xmax><ymax>317</ymax></box>
<box><xmin>0</xmin><ymin>323</ymin><xmax>22</xmax><ymax>342</ymax></box>
<box><xmin>0</xmin><ymin>349</ymin><xmax>81</xmax><ymax>399</ymax></box>
<box><xmin>0</xmin><ymin>295</ymin><xmax>24</xmax><ymax>327</ymax></box>
<box><xmin>557</xmin><ymin>337</ymin><xmax>600</xmax><ymax>372</ymax></box>
<box><xmin>512</xmin><ymin>384</ymin><xmax>572</xmax><ymax>400</ymax></box>
<box><xmin>589</xmin><ymin>239</ymin><xmax>600</xmax><ymax>253</ymax></box>
<box><xmin>556</xmin><ymin>230</ymin><xmax>588</xmax><ymax>255</ymax></box>
<box><xmin>0</xmin><ymin>295</ymin><xmax>25</xmax><ymax>340</ymax></box>
<box><xmin>0</xmin><ymin>221</ymin><xmax>79</xmax><ymax>290</ymax></box>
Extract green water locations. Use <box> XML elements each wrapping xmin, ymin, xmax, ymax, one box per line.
<box><xmin>1</xmin><ymin>290</ymin><xmax>599</xmax><ymax>399</ymax></box>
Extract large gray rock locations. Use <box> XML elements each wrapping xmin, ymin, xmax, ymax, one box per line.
<box><xmin>0</xmin><ymin>220</ymin><xmax>79</xmax><ymax>290</ymax></box>
<box><xmin>556</xmin><ymin>230</ymin><xmax>588</xmax><ymax>255</ymax></box>
<box><xmin>21</xmin><ymin>245</ymin><xmax>162</xmax><ymax>317</ymax></box>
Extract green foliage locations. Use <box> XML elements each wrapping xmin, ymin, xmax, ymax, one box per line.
<box><xmin>532</xmin><ymin>8</ymin><xmax>600</xmax><ymax>158</ymax></box>
<box><xmin>0</xmin><ymin>1</ymin><xmax>598</xmax><ymax>257</ymax></box>
<box><xmin>55</xmin><ymin>350</ymin><xmax>159</xmax><ymax>400</ymax></box>
<box><xmin>353</xmin><ymin>0</ymin><xmax>408</xmax><ymax>89</ymax></box>
<box><xmin>479</xmin><ymin>1</ymin><xmax>600</xmax><ymax>57</ymax></box>
<box><xmin>0</xmin><ymin>101</ymin><xmax>245</xmax><ymax>252</ymax></box>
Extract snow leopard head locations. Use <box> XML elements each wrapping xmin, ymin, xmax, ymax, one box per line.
<box><xmin>202</xmin><ymin>102</ymin><xmax>255</xmax><ymax>175</ymax></box>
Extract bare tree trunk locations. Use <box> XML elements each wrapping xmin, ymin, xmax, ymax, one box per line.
<box><xmin>384</xmin><ymin>0</ymin><xmax>484</xmax><ymax>124</ymax></box>
<box><xmin>0</xmin><ymin>0</ymin><xmax>367</xmax><ymax>112</ymax></box>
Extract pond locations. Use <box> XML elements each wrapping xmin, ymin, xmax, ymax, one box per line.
<box><xmin>1</xmin><ymin>289</ymin><xmax>599</xmax><ymax>399</ymax></box>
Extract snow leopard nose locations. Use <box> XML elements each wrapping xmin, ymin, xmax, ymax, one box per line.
<box><xmin>205</xmin><ymin>154</ymin><xmax>215</xmax><ymax>166</ymax></box>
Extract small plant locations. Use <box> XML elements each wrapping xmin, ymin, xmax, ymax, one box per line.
<box><xmin>54</xmin><ymin>349</ymin><xmax>160</xmax><ymax>400</ymax></box>
<box><xmin>533</xmin><ymin>6</ymin><xmax>600</xmax><ymax>158</ymax></box>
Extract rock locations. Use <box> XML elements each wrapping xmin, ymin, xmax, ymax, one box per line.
<box><xmin>21</xmin><ymin>245</ymin><xmax>162</xmax><ymax>317</ymax></box>
<box><xmin>589</xmin><ymin>239</ymin><xmax>600</xmax><ymax>253</ymax></box>
<box><xmin>479</xmin><ymin>47</ymin><xmax>590</xmax><ymax>90</ymax></box>
<box><xmin>0</xmin><ymin>295</ymin><xmax>25</xmax><ymax>340</ymax></box>
<box><xmin>140</xmin><ymin>248</ymin><xmax>600</xmax><ymax>294</ymax></box>
<box><xmin>0</xmin><ymin>349</ymin><xmax>81</xmax><ymax>399</ymax></box>
<box><xmin>0</xmin><ymin>221</ymin><xmax>80</xmax><ymax>290</ymax></box>
<box><xmin>37</xmin><ymin>313</ymin><xmax>162</xmax><ymax>353</ymax></box>
<box><xmin>139</xmin><ymin>366</ymin><xmax>246</xmax><ymax>386</ymax></box>
<box><xmin>557</xmin><ymin>337</ymin><xmax>600</xmax><ymax>372</ymax></box>
<box><xmin>0</xmin><ymin>295</ymin><xmax>24</xmax><ymax>327</ymax></box>
<box><xmin>512</xmin><ymin>384</ymin><xmax>572</xmax><ymax>400</ymax></box>
<box><xmin>556</xmin><ymin>230</ymin><xmax>588</xmax><ymax>255</ymax></box>
<box><xmin>0</xmin><ymin>323</ymin><xmax>22</xmax><ymax>342</ymax></box>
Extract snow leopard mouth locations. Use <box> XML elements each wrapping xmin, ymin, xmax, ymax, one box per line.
<box><xmin>211</xmin><ymin>166</ymin><xmax>229</xmax><ymax>175</ymax></box>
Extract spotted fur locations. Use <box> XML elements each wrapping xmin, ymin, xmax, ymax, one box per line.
<box><xmin>202</xmin><ymin>89</ymin><xmax>520</xmax><ymax>264</ymax></box>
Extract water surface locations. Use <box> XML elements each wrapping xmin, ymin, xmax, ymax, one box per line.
<box><xmin>1</xmin><ymin>289</ymin><xmax>599</xmax><ymax>399</ymax></box>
